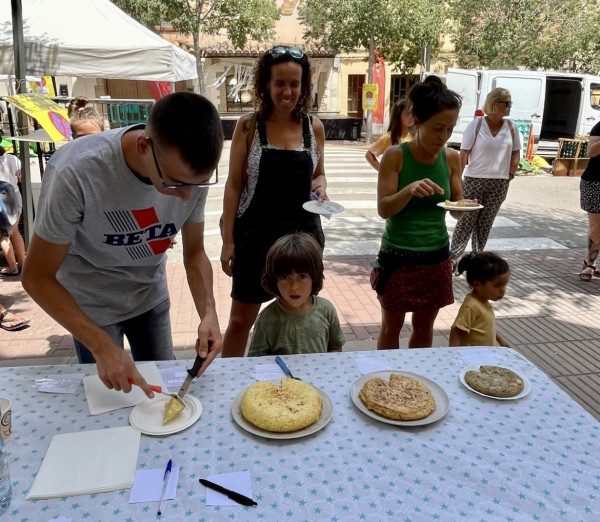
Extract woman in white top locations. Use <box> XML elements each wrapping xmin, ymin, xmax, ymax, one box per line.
<box><xmin>450</xmin><ymin>88</ymin><xmax>520</xmax><ymax>270</ymax></box>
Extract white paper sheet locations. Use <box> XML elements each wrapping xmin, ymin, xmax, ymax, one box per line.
<box><xmin>204</xmin><ymin>470</ymin><xmax>253</xmax><ymax>506</ymax></box>
<box><xmin>83</xmin><ymin>362</ymin><xmax>166</xmax><ymax>415</ymax></box>
<box><xmin>355</xmin><ymin>356</ymin><xmax>393</xmax><ymax>374</ymax></box>
<box><xmin>457</xmin><ymin>348</ymin><xmax>499</xmax><ymax>365</ymax></box>
<box><xmin>128</xmin><ymin>466</ymin><xmax>179</xmax><ymax>503</ymax></box>
<box><xmin>158</xmin><ymin>365</ymin><xmax>188</xmax><ymax>390</ymax></box>
<box><xmin>35</xmin><ymin>373</ymin><xmax>84</xmax><ymax>394</ymax></box>
<box><xmin>255</xmin><ymin>363</ymin><xmax>285</xmax><ymax>381</ymax></box>
<box><xmin>27</xmin><ymin>426</ymin><xmax>141</xmax><ymax>499</ymax></box>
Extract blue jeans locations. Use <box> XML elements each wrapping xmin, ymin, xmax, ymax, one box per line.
<box><xmin>74</xmin><ymin>298</ymin><xmax>174</xmax><ymax>363</ymax></box>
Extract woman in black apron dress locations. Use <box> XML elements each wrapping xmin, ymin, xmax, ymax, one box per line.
<box><xmin>220</xmin><ymin>46</ymin><xmax>329</xmax><ymax>357</ymax></box>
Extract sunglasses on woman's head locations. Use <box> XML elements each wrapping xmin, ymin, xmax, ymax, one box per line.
<box><xmin>267</xmin><ymin>46</ymin><xmax>306</xmax><ymax>60</ymax></box>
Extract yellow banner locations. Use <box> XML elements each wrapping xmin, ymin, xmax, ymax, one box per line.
<box><xmin>4</xmin><ymin>93</ymin><xmax>71</xmax><ymax>142</ymax></box>
<box><xmin>29</xmin><ymin>76</ymin><xmax>56</xmax><ymax>97</ymax></box>
<box><xmin>362</xmin><ymin>84</ymin><xmax>378</xmax><ymax>111</ymax></box>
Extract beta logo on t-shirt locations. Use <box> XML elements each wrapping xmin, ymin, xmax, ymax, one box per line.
<box><xmin>103</xmin><ymin>207</ymin><xmax>175</xmax><ymax>256</ymax></box>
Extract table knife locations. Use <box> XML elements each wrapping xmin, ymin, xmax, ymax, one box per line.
<box><xmin>275</xmin><ymin>356</ymin><xmax>300</xmax><ymax>380</ymax></box>
<box><xmin>177</xmin><ymin>354</ymin><xmax>206</xmax><ymax>400</ymax></box>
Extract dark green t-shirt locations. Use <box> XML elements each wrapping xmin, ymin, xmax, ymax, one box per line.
<box><xmin>381</xmin><ymin>143</ymin><xmax>450</xmax><ymax>251</ymax></box>
<box><xmin>248</xmin><ymin>296</ymin><xmax>345</xmax><ymax>356</ymax></box>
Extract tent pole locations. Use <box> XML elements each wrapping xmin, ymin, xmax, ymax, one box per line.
<box><xmin>11</xmin><ymin>0</ymin><xmax>33</xmax><ymax>247</ymax></box>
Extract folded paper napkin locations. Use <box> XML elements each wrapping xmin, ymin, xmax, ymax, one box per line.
<box><xmin>84</xmin><ymin>361</ymin><xmax>166</xmax><ymax>415</ymax></box>
<box><xmin>27</xmin><ymin>426</ymin><xmax>141</xmax><ymax>499</ymax></box>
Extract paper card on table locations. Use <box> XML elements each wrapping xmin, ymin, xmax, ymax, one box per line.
<box><xmin>27</xmin><ymin>426</ymin><xmax>140</xmax><ymax>499</ymax></box>
<box><xmin>255</xmin><ymin>363</ymin><xmax>285</xmax><ymax>381</ymax></box>
<box><xmin>83</xmin><ymin>361</ymin><xmax>166</xmax><ymax>415</ymax></box>
<box><xmin>355</xmin><ymin>356</ymin><xmax>393</xmax><ymax>374</ymax></box>
<box><xmin>457</xmin><ymin>348</ymin><xmax>499</xmax><ymax>365</ymax></box>
<box><xmin>205</xmin><ymin>470</ymin><xmax>253</xmax><ymax>506</ymax></box>
<box><xmin>159</xmin><ymin>365</ymin><xmax>188</xmax><ymax>390</ymax></box>
<box><xmin>35</xmin><ymin>373</ymin><xmax>84</xmax><ymax>394</ymax></box>
<box><xmin>128</xmin><ymin>466</ymin><xmax>179</xmax><ymax>503</ymax></box>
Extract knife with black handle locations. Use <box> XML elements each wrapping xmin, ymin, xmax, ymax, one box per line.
<box><xmin>177</xmin><ymin>354</ymin><xmax>206</xmax><ymax>400</ymax></box>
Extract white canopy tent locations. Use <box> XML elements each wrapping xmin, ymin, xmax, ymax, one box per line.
<box><xmin>0</xmin><ymin>0</ymin><xmax>198</xmax><ymax>244</ymax></box>
<box><xmin>0</xmin><ymin>0</ymin><xmax>197</xmax><ymax>82</ymax></box>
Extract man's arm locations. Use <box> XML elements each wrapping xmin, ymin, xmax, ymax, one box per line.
<box><xmin>181</xmin><ymin>220</ymin><xmax>222</xmax><ymax>376</ymax></box>
<box><xmin>21</xmin><ymin>233</ymin><xmax>153</xmax><ymax>396</ymax></box>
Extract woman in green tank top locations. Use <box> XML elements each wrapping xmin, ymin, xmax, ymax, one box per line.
<box><xmin>372</xmin><ymin>76</ymin><xmax>474</xmax><ymax>349</ymax></box>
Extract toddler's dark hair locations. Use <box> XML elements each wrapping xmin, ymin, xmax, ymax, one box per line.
<box><xmin>262</xmin><ymin>232</ymin><xmax>324</xmax><ymax>297</ymax></box>
<box><xmin>457</xmin><ymin>252</ymin><xmax>510</xmax><ymax>286</ymax></box>
<box><xmin>408</xmin><ymin>75</ymin><xmax>462</xmax><ymax>123</ymax></box>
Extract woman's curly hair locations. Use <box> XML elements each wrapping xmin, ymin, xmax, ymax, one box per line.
<box><xmin>253</xmin><ymin>48</ymin><xmax>312</xmax><ymax>121</ymax></box>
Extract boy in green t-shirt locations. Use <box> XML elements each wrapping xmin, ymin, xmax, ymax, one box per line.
<box><xmin>248</xmin><ymin>233</ymin><xmax>345</xmax><ymax>356</ymax></box>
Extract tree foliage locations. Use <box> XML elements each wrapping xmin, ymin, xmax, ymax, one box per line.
<box><xmin>113</xmin><ymin>0</ymin><xmax>281</xmax><ymax>93</ymax></box>
<box><xmin>448</xmin><ymin>0</ymin><xmax>600</xmax><ymax>73</ymax></box>
<box><xmin>297</xmin><ymin>0</ymin><xmax>445</xmax><ymax>73</ymax></box>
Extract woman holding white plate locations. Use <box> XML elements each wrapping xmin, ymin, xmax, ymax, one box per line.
<box><xmin>372</xmin><ymin>76</ymin><xmax>468</xmax><ymax>349</ymax></box>
<box><xmin>220</xmin><ymin>46</ymin><xmax>327</xmax><ymax>357</ymax></box>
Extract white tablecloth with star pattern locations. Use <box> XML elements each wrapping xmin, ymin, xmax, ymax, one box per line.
<box><xmin>1</xmin><ymin>347</ymin><xmax>599</xmax><ymax>521</ymax></box>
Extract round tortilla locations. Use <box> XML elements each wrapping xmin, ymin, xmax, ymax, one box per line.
<box><xmin>359</xmin><ymin>373</ymin><xmax>436</xmax><ymax>421</ymax></box>
<box><xmin>464</xmin><ymin>365</ymin><xmax>524</xmax><ymax>398</ymax></box>
<box><xmin>241</xmin><ymin>378</ymin><xmax>323</xmax><ymax>432</ymax></box>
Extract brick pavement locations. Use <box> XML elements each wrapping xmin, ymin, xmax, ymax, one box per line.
<box><xmin>1</xmin><ymin>248</ymin><xmax>600</xmax><ymax>420</ymax></box>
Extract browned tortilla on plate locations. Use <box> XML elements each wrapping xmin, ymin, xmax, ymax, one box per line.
<box><xmin>464</xmin><ymin>365</ymin><xmax>524</xmax><ymax>398</ymax></box>
<box><xmin>359</xmin><ymin>373</ymin><xmax>436</xmax><ymax>421</ymax></box>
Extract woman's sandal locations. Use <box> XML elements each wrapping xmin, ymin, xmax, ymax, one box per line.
<box><xmin>580</xmin><ymin>262</ymin><xmax>599</xmax><ymax>281</ymax></box>
<box><xmin>0</xmin><ymin>267</ymin><xmax>20</xmax><ymax>276</ymax></box>
<box><xmin>0</xmin><ymin>310</ymin><xmax>31</xmax><ymax>331</ymax></box>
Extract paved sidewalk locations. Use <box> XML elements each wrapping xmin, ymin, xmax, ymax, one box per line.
<box><xmin>1</xmin><ymin>248</ymin><xmax>600</xmax><ymax>421</ymax></box>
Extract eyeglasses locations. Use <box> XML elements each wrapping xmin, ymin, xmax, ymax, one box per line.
<box><xmin>267</xmin><ymin>46</ymin><xmax>306</xmax><ymax>61</ymax></box>
<box><xmin>146</xmin><ymin>137</ymin><xmax>218</xmax><ymax>189</ymax></box>
<box><xmin>498</xmin><ymin>101</ymin><xmax>513</xmax><ymax>108</ymax></box>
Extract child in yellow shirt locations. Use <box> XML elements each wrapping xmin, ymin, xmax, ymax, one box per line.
<box><xmin>449</xmin><ymin>252</ymin><xmax>510</xmax><ymax>347</ymax></box>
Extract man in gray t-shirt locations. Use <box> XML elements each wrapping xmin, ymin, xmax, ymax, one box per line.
<box><xmin>22</xmin><ymin>93</ymin><xmax>224</xmax><ymax>398</ymax></box>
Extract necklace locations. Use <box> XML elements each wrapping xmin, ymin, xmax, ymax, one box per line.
<box><xmin>486</xmin><ymin>117</ymin><xmax>503</xmax><ymax>137</ymax></box>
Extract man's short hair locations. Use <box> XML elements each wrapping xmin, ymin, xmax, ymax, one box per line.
<box><xmin>146</xmin><ymin>92</ymin><xmax>223</xmax><ymax>175</ymax></box>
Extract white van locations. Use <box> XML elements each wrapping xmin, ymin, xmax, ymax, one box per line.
<box><xmin>444</xmin><ymin>68</ymin><xmax>600</xmax><ymax>156</ymax></box>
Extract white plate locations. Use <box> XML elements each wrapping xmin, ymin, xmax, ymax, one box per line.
<box><xmin>303</xmin><ymin>200</ymin><xmax>345</xmax><ymax>215</ymax></box>
<box><xmin>437</xmin><ymin>202</ymin><xmax>484</xmax><ymax>211</ymax></box>
<box><xmin>231</xmin><ymin>385</ymin><xmax>334</xmax><ymax>439</ymax></box>
<box><xmin>459</xmin><ymin>365</ymin><xmax>531</xmax><ymax>400</ymax></box>
<box><xmin>129</xmin><ymin>395</ymin><xmax>202</xmax><ymax>436</ymax></box>
<box><xmin>350</xmin><ymin>371</ymin><xmax>450</xmax><ymax>427</ymax></box>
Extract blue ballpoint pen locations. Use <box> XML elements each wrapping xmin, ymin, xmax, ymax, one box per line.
<box><xmin>157</xmin><ymin>459</ymin><xmax>172</xmax><ymax>516</ymax></box>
